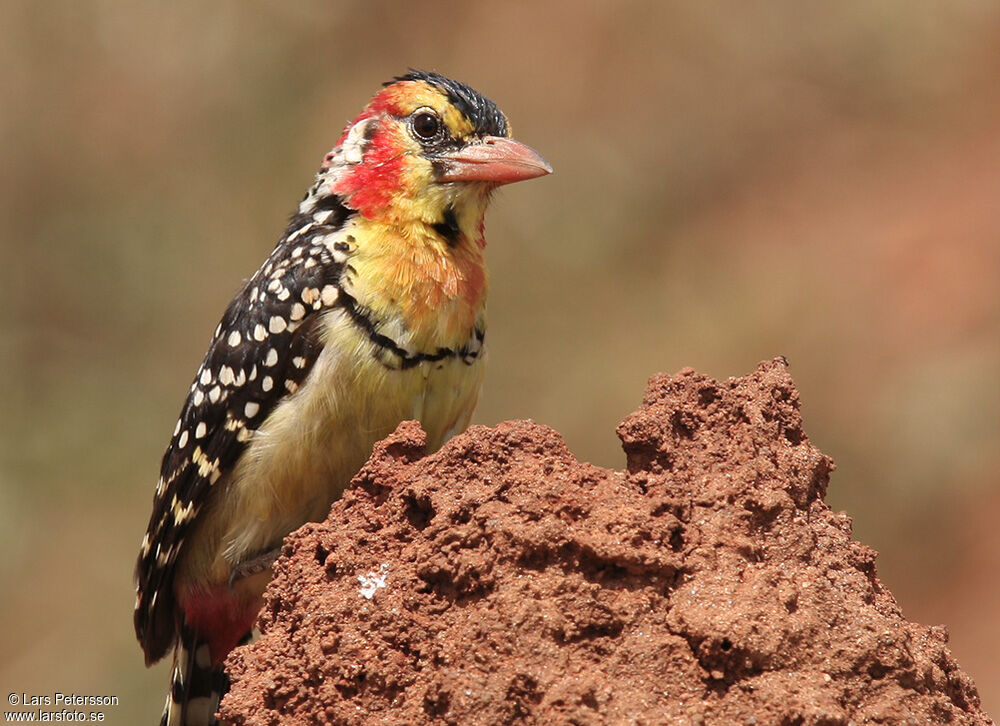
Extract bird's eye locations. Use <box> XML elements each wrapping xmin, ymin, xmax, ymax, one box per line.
<box><xmin>411</xmin><ymin>110</ymin><xmax>441</xmax><ymax>141</ymax></box>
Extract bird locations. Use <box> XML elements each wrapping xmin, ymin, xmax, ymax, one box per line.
<box><xmin>133</xmin><ymin>70</ymin><xmax>551</xmax><ymax>726</ymax></box>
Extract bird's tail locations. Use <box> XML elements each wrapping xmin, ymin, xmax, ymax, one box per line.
<box><xmin>159</xmin><ymin>622</ymin><xmax>230</xmax><ymax>726</ymax></box>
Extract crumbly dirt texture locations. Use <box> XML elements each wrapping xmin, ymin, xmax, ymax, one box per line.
<box><xmin>221</xmin><ymin>360</ymin><xmax>992</xmax><ymax>725</ymax></box>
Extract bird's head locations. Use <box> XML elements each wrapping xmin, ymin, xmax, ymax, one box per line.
<box><xmin>320</xmin><ymin>70</ymin><xmax>551</xmax><ymax>239</ymax></box>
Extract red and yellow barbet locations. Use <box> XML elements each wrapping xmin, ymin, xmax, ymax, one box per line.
<box><xmin>134</xmin><ymin>71</ymin><xmax>551</xmax><ymax>726</ymax></box>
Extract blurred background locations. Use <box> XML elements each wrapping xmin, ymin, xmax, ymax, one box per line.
<box><xmin>2</xmin><ymin>1</ymin><xmax>998</xmax><ymax>721</ymax></box>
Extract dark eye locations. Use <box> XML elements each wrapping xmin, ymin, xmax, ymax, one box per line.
<box><xmin>411</xmin><ymin>111</ymin><xmax>441</xmax><ymax>141</ymax></box>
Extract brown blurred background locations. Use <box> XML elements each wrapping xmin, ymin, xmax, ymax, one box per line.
<box><xmin>2</xmin><ymin>1</ymin><xmax>998</xmax><ymax>722</ymax></box>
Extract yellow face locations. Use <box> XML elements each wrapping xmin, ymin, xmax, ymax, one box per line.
<box><xmin>328</xmin><ymin>79</ymin><xmax>506</xmax><ymax>228</ymax></box>
<box><xmin>327</xmin><ymin>69</ymin><xmax>551</xmax><ymax>230</ymax></box>
<box><xmin>322</xmin><ymin>73</ymin><xmax>550</xmax><ymax>338</ymax></box>
<box><xmin>378</xmin><ymin>81</ymin><xmax>480</xmax><ymax>140</ymax></box>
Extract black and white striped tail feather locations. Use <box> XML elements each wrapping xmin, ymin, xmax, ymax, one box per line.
<box><xmin>159</xmin><ymin>622</ymin><xmax>254</xmax><ymax>726</ymax></box>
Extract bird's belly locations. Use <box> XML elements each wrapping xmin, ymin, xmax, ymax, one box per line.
<box><xmin>203</xmin><ymin>311</ymin><xmax>484</xmax><ymax>579</ymax></box>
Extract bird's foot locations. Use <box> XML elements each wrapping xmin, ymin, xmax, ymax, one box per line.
<box><xmin>229</xmin><ymin>548</ymin><xmax>281</xmax><ymax>589</ymax></box>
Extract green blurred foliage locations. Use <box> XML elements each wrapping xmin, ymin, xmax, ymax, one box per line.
<box><xmin>2</xmin><ymin>1</ymin><xmax>998</xmax><ymax>722</ymax></box>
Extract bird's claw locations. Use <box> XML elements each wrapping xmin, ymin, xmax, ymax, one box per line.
<box><xmin>228</xmin><ymin>548</ymin><xmax>281</xmax><ymax>591</ymax></box>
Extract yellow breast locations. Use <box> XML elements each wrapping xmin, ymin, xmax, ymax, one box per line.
<box><xmin>179</xmin><ymin>218</ymin><xmax>490</xmax><ymax>587</ymax></box>
<box><xmin>347</xmin><ymin>218</ymin><xmax>489</xmax><ymax>351</ymax></box>
<box><xmin>217</xmin><ymin>310</ymin><xmax>486</xmax><ymax>571</ymax></box>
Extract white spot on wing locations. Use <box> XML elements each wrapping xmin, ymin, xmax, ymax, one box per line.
<box><xmin>269</xmin><ymin>316</ymin><xmax>287</xmax><ymax>334</ymax></box>
<box><xmin>287</xmin><ymin>223</ymin><xmax>313</xmax><ymax>242</ymax></box>
<box><xmin>321</xmin><ymin>285</ymin><xmax>338</xmax><ymax>306</ymax></box>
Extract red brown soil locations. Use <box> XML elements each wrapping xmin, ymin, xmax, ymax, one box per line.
<box><xmin>221</xmin><ymin>360</ymin><xmax>992</xmax><ymax>725</ymax></box>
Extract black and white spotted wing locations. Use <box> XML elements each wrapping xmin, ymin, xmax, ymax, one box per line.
<box><xmin>135</xmin><ymin>198</ymin><xmax>352</xmax><ymax>664</ymax></box>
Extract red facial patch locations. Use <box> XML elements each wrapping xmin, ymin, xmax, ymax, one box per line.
<box><xmin>332</xmin><ymin>120</ymin><xmax>409</xmax><ymax>219</ymax></box>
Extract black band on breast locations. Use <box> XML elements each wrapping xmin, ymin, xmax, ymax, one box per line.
<box><xmin>338</xmin><ymin>289</ymin><xmax>484</xmax><ymax>370</ymax></box>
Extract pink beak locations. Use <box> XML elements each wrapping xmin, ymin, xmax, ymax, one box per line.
<box><xmin>435</xmin><ymin>136</ymin><xmax>553</xmax><ymax>185</ymax></box>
